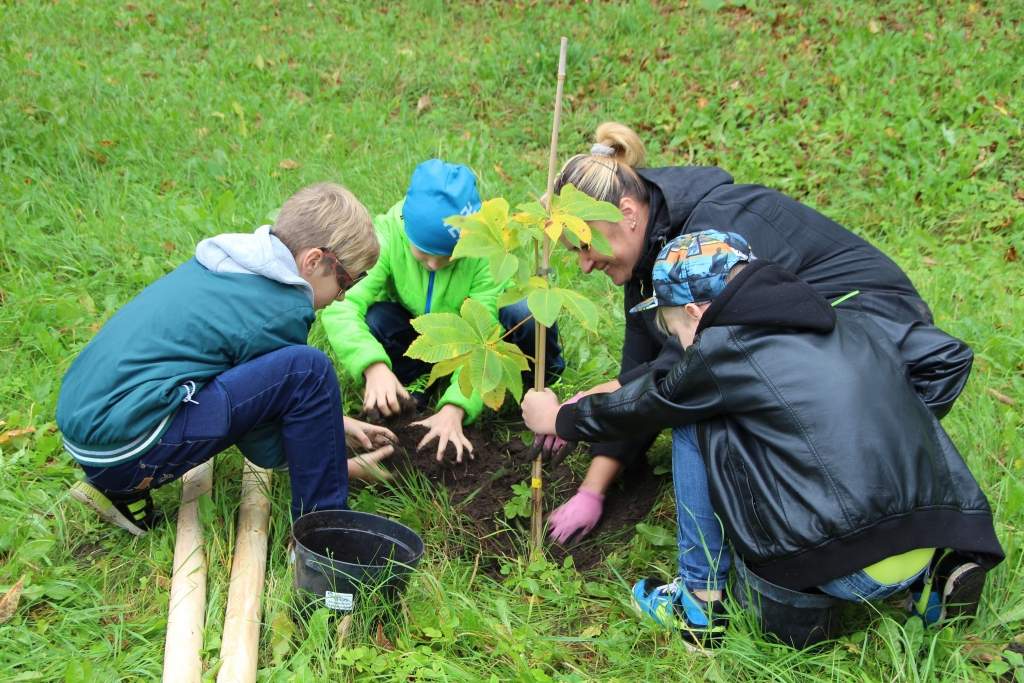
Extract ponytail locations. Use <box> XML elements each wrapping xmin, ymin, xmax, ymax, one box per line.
<box><xmin>554</xmin><ymin>121</ymin><xmax>649</xmax><ymax>207</ymax></box>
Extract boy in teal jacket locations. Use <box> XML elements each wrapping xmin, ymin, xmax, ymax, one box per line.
<box><xmin>322</xmin><ymin>160</ymin><xmax>563</xmax><ymax>462</ymax></box>
<box><xmin>58</xmin><ymin>183</ymin><xmax>396</xmax><ymax>535</ymax></box>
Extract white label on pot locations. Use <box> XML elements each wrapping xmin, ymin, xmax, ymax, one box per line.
<box><xmin>325</xmin><ymin>591</ymin><xmax>354</xmax><ymax>612</ymax></box>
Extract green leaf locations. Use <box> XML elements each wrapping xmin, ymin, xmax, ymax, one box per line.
<box><xmin>512</xmin><ymin>200</ymin><xmax>547</xmax><ymax>227</ymax></box>
<box><xmin>527</xmin><ymin>288</ymin><xmax>564</xmax><ymax>327</ymax></box>
<box><xmin>488</xmin><ymin>252</ymin><xmax>518</xmax><ymax>284</ymax></box>
<box><xmin>494</xmin><ymin>340</ymin><xmax>531</xmax><ymax>371</ymax></box>
<box><xmin>588</xmin><ymin>228</ymin><xmax>613</xmax><ymax>257</ymax></box>
<box><xmin>497</xmin><ymin>351</ymin><xmax>524</xmax><ymax>402</ymax></box>
<box><xmin>635</xmin><ymin>523</ymin><xmax>676</xmax><ymax>547</ymax></box>
<box><xmin>553</xmin><ymin>183</ymin><xmax>623</xmax><ymax>222</ymax></box>
<box><xmin>553</xmin><ymin>287</ymin><xmax>598</xmax><ymax>331</ymax></box>
<box><xmin>269</xmin><ymin>610</ymin><xmax>296</xmax><ymax>665</ymax></box>
<box><xmin>460</xmin><ymin>297</ymin><xmax>499</xmax><ymax>342</ymax></box>
<box><xmin>468</xmin><ymin>347</ymin><xmax>504</xmax><ymax>396</ymax></box>
<box><xmin>407</xmin><ymin>312</ymin><xmax>479</xmax><ymax>362</ymax></box>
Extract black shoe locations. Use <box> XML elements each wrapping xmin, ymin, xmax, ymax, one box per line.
<box><xmin>70</xmin><ymin>481</ymin><xmax>157</xmax><ymax>536</ymax></box>
<box><xmin>908</xmin><ymin>550</ymin><xmax>986</xmax><ymax>626</ymax></box>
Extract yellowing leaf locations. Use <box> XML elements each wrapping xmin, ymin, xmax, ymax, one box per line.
<box><xmin>542</xmin><ymin>218</ymin><xmax>563</xmax><ymax>242</ymax></box>
<box><xmin>427</xmin><ymin>354</ymin><xmax>469</xmax><ymax>387</ymax></box>
<box><xmin>278</xmin><ymin>159</ymin><xmax>300</xmax><ymax>170</ymax></box>
<box><xmin>555</xmin><ymin>212</ymin><xmax>592</xmax><ymax>244</ymax></box>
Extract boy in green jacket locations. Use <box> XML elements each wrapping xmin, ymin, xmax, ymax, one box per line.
<box><xmin>322</xmin><ymin>160</ymin><xmax>563</xmax><ymax>462</ymax></box>
<box><xmin>58</xmin><ymin>182</ymin><xmax>396</xmax><ymax>535</ymax></box>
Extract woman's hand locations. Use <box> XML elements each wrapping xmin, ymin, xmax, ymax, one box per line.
<box><xmin>363</xmin><ymin>363</ymin><xmax>411</xmax><ymax>417</ymax></box>
<box><xmin>412</xmin><ymin>404</ymin><xmax>474</xmax><ymax>463</ymax></box>
<box><xmin>521</xmin><ymin>388</ymin><xmax>560</xmax><ymax>435</ymax></box>
<box><xmin>343</xmin><ymin>416</ymin><xmax>397</xmax><ymax>452</ymax></box>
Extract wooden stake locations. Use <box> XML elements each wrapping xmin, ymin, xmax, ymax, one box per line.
<box><xmin>217</xmin><ymin>463</ymin><xmax>272</xmax><ymax>683</ymax></box>
<box><xmin>163</xmin><ymin>460</ymin><xmax>214</xmax><ymax>683</ymax></box>
<box><xmin>531</xmin><ymin>36</ymin><xmax>569</xmax><ymax>551</ymax></box>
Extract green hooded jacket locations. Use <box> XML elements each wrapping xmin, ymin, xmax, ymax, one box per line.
<box><xmin>321</xmin><ymin>201</ymin><xmax>502</xmax><ymax>423</ymax></box>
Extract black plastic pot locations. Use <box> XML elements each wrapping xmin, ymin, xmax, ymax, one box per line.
<box><xmin>732</xmin><ymin>554</ymin><xmax>845</xmax><ymax>648</ymax></box>
<box><xmin>291</xmin><ymin>510</ymin><xmax>424</xmax><ymax>614</ymax></box>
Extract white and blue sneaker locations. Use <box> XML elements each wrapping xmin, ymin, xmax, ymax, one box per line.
<box><xmin>631</xmin><ymin>577</ymin><xmax>727</xmax><ymax>649</ymax></box>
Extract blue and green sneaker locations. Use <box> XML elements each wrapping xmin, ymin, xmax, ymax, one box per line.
<box><xmin>631</xmin><ymin>577</ymin><xmax>727</xmax><ymax>649</ymax></box>
<box><xmin>70</xmin><ymin>481</ymin><xmax>156</xmax><ymax>536</ymax></box>
<box><xmin>908</xmin><ymin>550</ymin><xmax>986</xmax><ymax>627</ymax></box>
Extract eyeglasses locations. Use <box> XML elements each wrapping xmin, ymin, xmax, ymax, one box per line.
<box><xmin>319</xmin><ymin>247</ymin><xmax>366</xmax><ymax>291</ymax></box>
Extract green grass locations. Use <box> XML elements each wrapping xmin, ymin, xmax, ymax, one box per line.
<box><xmin>1</xmin><ymin>0</ymin><xmax>1022</xmax><ymax>680</ymax></box>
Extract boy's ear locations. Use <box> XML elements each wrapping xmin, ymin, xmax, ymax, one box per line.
<box><xmin>295</xmin><ymin>247</ymin><xmax>321</xmax><ymax>277</ymax></box>
<box><xmin>684</xmin><ymin>302</ymin><xmax>705</xmax><ymax>320</ymax></box>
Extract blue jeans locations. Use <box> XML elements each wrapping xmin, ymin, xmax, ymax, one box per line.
<box><xmin>817</xmin><ymin>566</ymin><xmax>927</xmax><ymax>602</ymax></box>
<box><xmin>365</xmin><ymin>299</ymin><xmax>565</xmax><ymax>385</ymax></box>
<box><xmin>673</xmin><ymin>424</ymin><xmax>731</xmax><ymax>592</ymax></box>
<box><xmin>675</xmin><ymin>424</ymin><xmax>926</xmax><ymax>602</ymax></box>
<box><xmin>80</xmin><ymin>345</ymin><xmax>349</xmax><ymax>521</ymax></box>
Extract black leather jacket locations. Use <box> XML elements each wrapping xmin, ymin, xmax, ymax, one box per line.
<box><xmin>592</xmin><ymin>166</ymin><xmax>974</xmax><ymax>464</ymax></box>
<box><xmin>558</xmin><ymin>262</ymin><xmax>1002</xmax><ymax>589</ymax></box>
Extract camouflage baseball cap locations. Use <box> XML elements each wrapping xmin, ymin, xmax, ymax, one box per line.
<box><xmin>629</xmin><ymin>230</ymin><xmax>754</xmax><ymax>313</ymax></box>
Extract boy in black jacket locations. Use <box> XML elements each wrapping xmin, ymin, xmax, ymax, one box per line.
<box><xmin>523</xmin><ymin>230</ymin><xmax>1002</xmax><ymax>648</ymax></box>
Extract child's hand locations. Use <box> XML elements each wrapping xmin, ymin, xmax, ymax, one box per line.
<box><xmin>412</xmin><ymin>404</ymin><xmax>474</xmax><ymax>463</ymax></box>
<box><xmin>347</xmin><ymin>444</ymin><xmax>395</xmax><ymax>482</ymax></box>
<box><xmin>343</xmin><ymin>416</ymin><xmax>398</xmax><ymax>452</ymax></box>
<box><xmin>363</xmin><ymin>363</ymin><xmax>412</xmax><ymax>417</ymax></box>
<box><xmin>522</xmin><ymin>388</ymin><xmax>560</xmax><ymax>435</ymax></box>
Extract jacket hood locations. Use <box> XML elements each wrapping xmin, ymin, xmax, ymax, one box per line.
<box><xmin>635</xmin><ymin>166</ymin><xmax>734</xmax><ymax>278</ymax></box>
<box><xmin>195</xmin><ymin>226</ymin><xmax>314</xmax><ymax>305</ymax></box>
<box><xmin>697</xmin><ymin>260</ymin><xmax>836</xmax><ymax>335</ymax></box>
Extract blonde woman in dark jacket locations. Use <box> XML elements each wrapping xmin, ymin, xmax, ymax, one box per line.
<box><xmin>540</xmin><ymin>122</ymin><xmax>973</xmax><ymax>548</ymax></box>
<box><xmin>524</xmin><ymin>231</ymin><xmax>1001</xmax><ymax>649</ymax></box>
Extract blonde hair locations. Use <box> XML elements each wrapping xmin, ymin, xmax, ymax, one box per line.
<box><xmin>272</xmin><ymin>182</ymin><xmax>378</xmax><ymax>276</ymax></box>
<box><xmin>554</xmin><ymin>122</ymin><xmax>650</xmax><ymax>206</ymax></box>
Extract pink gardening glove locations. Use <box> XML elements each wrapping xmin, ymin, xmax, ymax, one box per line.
<box><xmin>548</xmin><ymin>489</ymin><xmax>605</xmax><ymax>544</ymax></box>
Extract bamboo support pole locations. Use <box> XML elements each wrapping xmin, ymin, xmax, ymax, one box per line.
<box><xmin>162</xmin><ymin>461</ymin><xmax>214</xmax><ymax>683</ymax></box>
<box><xmin>217</xmin><ymin>463</ymin><xmax>273</xmax><ymax>683</ymax></box>
<box><xmin>531</xmin><ymin>37</ymin><xmax>569</xmax><ymax>550</ymax></box>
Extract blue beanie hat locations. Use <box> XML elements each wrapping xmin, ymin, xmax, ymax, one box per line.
<box><xmin>403</xmin><ymin>159</ymin><xmax>481</xmax><ymax>256</ymax></box>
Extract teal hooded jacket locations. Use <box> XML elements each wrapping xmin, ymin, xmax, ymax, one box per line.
<box><xmin>56</xmin><ymin>227</ymin><xmax>315</xmax><ymax>468</ymax></box>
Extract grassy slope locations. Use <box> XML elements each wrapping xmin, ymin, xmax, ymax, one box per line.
<box><xmin>0</xmin><ymin>0</ymin><xmax>1021</xmax><ymax>680</ymax></box>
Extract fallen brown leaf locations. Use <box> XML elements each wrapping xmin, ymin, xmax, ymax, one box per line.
<box><xmin>1006</xmin><ymin>246</ymin><xmax>1019</xmax><ymax>263</ymax></box>
<box><xmin>278</xmin><ymin>159</ymin><xmax>300</xmax><ymax>170</ymax></box>
<box><xmin>375</xmin><ymin>621</ymin><xmax>394</xmax><ymax>650</ymax></box>
<box><xmin>0</xmin><ymin>427</ymin><xmax>36</xmax><ymax>445</ymax></box>
<box><xmin>923</xmin><ymin>256</ymin><xmax>938</xmax><ymax>267</ymax></box>
<box><xmin>0</xmin><ymin>576</ymin><xmax>25</xmax><ymax>623</ymax></box>
<box><xmin>988</xmin><ymin>388</ymin><xmax>1015</xmax><ymax>406</ymax></box>
<box><xmin>416</xmin><ymin>94</ymin><xmax>432</xmax><ymax>115</ymax></box>
<box><xmin>493</xmin><ymin>164</ymin><xmax>511</xmax><ymax>183</ymax></box>
<box><xmin>336</xmin><ymin>614</ymin><xmax>353</xmax><ymax>644</ymax></box>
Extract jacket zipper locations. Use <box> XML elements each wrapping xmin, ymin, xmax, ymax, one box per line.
<box><xmin>424</xmin><ymin>271</ymin><xmax>436</xmax><ymax>313</ymax></box>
